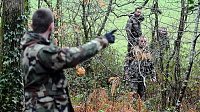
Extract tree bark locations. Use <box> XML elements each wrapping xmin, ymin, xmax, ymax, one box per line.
<box><xmin>2</xmin><ymin>0</ymin><xmax>25</xmax><ymax>71</ymax></box>
<box><xmin>1</xmin><ymin>0</ymin><xmax>25</xmax><ymax>111</ymax></box>
<box><xmin>81</xmin><ymin>1</ymin><xmax>88</xmax><ymax>41</ymax></box>
<box><xmin>150</xmin><ymin>0</ymin><xmax>159</xmax><ymax>53</ymax></box>
<box><xmin>173</xmin><ymin>0</ymin><xmax>187</xmax><ymax>106</ymax></box>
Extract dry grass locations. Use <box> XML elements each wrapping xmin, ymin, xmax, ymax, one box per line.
<box><xmin>73</xmin><ymin>87</ymin><xmax>144</xmax><ymax>112</ymax></box>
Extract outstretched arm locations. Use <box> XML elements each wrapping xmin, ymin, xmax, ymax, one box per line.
<box><xmin>37</xmin><ymin>30</ymin><xmax>117</xmax><ymax>70</ymax></box>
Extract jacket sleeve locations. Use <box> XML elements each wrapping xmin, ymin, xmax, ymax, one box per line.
<box><xmin>149</xmin><ymin>60</ymin><xmax>156</xmax><ymax>79</ymax></box>
<box><xmin>125</xmin><ymin>18</ymin><xmax>134</xmax><ymax>40</ymax></box>
<box><xmin>37</xmin><ymin>36</ymin><xmax>108</xmax><ymax>70</ymax></box>
<box><xmin>132</xmin><ymin>18</ymin><xmax>142</xmax><ymax>37</ymax></box>
<box><xmin>145</xmin><ymin>50</ymin><xmax>156</xmax><ymax>79</ymax></box>
<box><xmin>125</xmin><ymin>17</ymin><xmax>142</xmax><ymax>40</ymax></box>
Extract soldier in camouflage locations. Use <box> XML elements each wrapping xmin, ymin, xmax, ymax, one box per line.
<box><xmin>123</xmin><ymin>36</ymin><xmax>156</xmax><ymax>98</ymax></box>
<box><xmin>125</xmin><ymin>7</ymin><xmax>144</xmax><ymax>52</ymax></box>
<box><xmin>21</xmin><ymin>8</ymin><xmax>117</xmax><ymax>112</ymax></box>
<box><xmin>158</xmin><ymin>27</ymin><xmax>170</xmax><ymax>51</ymax></box>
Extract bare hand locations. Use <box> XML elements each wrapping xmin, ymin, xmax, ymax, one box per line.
<box><xmin>152</xmin><ymin>78</ymin><xmax>156</xmax><ymax>83</ymax></box>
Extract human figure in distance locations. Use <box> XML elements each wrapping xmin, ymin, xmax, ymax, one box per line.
<box><xmin>123</xmin><ymin>36</ymin><xmax>156</xmax><ymax>99</ymax></box>
<box><xmin>21</xmin><ymin>8</ymin><xmax>117</xmax><ymax>112</ymax></box>
<box><xmin>125</xmin><ymin>7</ymin><xmax>144</xmax><ymax>52</ymax></box>
<box><xmin>158</xmin><ymin>27</ymin><xmax>170</xmax><ymax>51</ymax></box>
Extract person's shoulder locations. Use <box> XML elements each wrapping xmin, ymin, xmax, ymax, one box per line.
<box><xmin>129</xmin><ymin>15</ymin><xmax>136</xmax><ymax>19</ymax></box>
<box><xmin>128</xmin><ymin>13</ymin><xmax>133</xmax><ymax>18</ymax></box>
<box><xmin>127</xmin><ymin>16</ymin><xmax>134</xmax><ymax>23</ymax></box>
<box><xmin>130</xmin><ymin>46</ymin><xmax>139</xmax><ymax>52</ymax></box>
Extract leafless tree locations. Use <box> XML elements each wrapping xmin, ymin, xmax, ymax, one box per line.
<box><xmin>175</xmin><ymin>0</ymin><xmax>200</xmax><ymax>111</ymax></box>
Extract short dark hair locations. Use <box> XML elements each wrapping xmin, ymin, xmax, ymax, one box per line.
<box><xmin>32</xmin><ymin>8</ymin><xmax>54</xmax><ymax>33</ymax></box>
<box><xmin>135</xmin><ymin>7</ymin><xmax>142</xmax><ymax>12</ymax></box>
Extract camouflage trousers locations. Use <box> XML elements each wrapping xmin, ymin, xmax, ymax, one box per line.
<box><xmin>23</xmin><ymin>96</ymin><xmax>74</xmax><ymax>112</ymax></box>
<box><xmin>127</xmin><ymin>77</ymin><xmax>145</xmax><ymax>98</ymax></box>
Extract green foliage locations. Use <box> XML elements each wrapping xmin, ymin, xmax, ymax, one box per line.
<box><xmin>188</xmin><ymin>0</ymin><xmax>200</xmax><ymax>11</ymax></box>
<box><xmin>0</xmin><ymin>9</ymin><xmax>26</xmax><ymax>111</ymax></box>
<box><xmin>67</xmin><ymin>46</ymin><xmax>123</xmax><ymax>105</ymax></box>
<box><xmin>0</xmin><ymin>72</ymin><xmax>23</xmax><ymax>111</ymax></box>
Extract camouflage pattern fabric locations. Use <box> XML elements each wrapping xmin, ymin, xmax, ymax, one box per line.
<box><xmin>158</xmin><ymin>31</ymin><xmax>170</xmax><ymax>51</ymax></box>
<box><xmin>21</xmin><ymin>31</ymin><xmax>109</xmax><ymax>112</ymax></box>
<box><xmin>125</xmin><ymin>14</ymin><xmax>144</xmax><ymax>51</ymax></box>
<box><xmin>123</xmin><ymin>46</ymin><xmax>155</xmax><ymax>98</ymax></box>
<box><xmin>24</xmin><ymin>96</ymin><xmax>72</xmax><ymax>112</ymax></box>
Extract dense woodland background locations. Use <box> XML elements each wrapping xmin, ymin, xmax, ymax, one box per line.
<box><xmin>0</xmin><ymin>0</ymin><xmax>199</xmax><ymax>111</ymax></box>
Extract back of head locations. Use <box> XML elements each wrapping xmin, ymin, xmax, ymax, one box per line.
<box><xmin>32</xmin><ymin>8</ymin><xmax>54</xmax><ymax>33</ymax></box>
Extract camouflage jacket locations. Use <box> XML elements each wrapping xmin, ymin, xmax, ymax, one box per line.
<box><xmin>125</xmin><ymin>14</ymin><xmax>144</xmax><ymax>45</ymax></box>
<box><xmin>158</xmin><ymin>32</ymin><xmax>170</xmax><ymax>50</ymax></box>
<box><xmin>124</xmin><ymin>46</ymin><xmax>155</xmax><ymax>79</ymax></box>
<box><xmin>21</xmin><ymin>31</ymin><xmax>109</xmax><ymax>103</ymax></box>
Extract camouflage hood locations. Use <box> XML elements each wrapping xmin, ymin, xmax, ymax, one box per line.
<box><xmin>21</xmin><ymin>31</ymin><xmax>53</xmax><ymax>50</ymax></box>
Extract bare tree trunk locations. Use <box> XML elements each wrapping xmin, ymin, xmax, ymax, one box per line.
<box><xmin>175</xmin><ymin>1</ymin><xmax>200</xmax><ymax>111</ymax></box>
<box><xmin>150</xmin><ymin>0</ymin><xmax>159</xmax><ymax>53</ymax></box>
<box><xmin>0</xmin><ymin>1</ymin><xmax>2</xmax><ymax>71</ymax></box>
<box><xmin>150</xmin><ymin>0</ymin><xmax>167</xmax><ymax>110</ymax></box>
<box><xmin>38</xmin><ymin>0</ymin><xmax>41</xmax><ymax>8</ymax></box>
<box><xmin>2</xmin><ymin>0</ymin><xmax>25</xmax><ymax>71</ymax></box>
<box><xmin>81</xmin><ymin>1</ymin><xmax>88</xmax><ymax>42</ymax></box>
<box><xmin>152</xmin><ymin>0</ymin><xmax>166</xmax><ymax>110</ymax></box>
<box><xmin>173</xmin><ymin>0</ymin><xmax>187</xmax><ymax>106</ymax></box>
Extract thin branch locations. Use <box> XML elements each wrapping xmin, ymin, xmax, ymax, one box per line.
<box><xmin>111</xmin><ymin>11</ymin><xmax>128</xmax><ymax>18</ymax></box>
<box><xmin>97</xmin><ymin>0</ymin><xmax>113</xmax><ymax>36</ymax></box>
<box><xmin>142</xmin><ymin>0</ymin><xmax>150</xmax><ymax>7</ymax></box>
<box><xmin>44</xmin><ymin>0</ymin><xmax>51</xmax><ymax>8</ymax></box>
<box><xmin>113</xmin><ymin>1</ymin><xmax>136</xmax><ymax>7</ymax></box>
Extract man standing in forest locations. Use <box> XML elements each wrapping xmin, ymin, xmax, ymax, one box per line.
<box><xmin>125</xmin><ymin>7</ymin><xmax>144</xmax><ymax>52</ymax></box>
<box><xmin>158</xmin><ymin>27</ymin><xmax>170</xmax><ymax>51</ymax></box>
<box><xmin>21</xmin><ymin>8</ymin><xmax>117</xmax><ymax>112</ymax></box>
<box><xmin>123</xmin><ymin>36</ymin><xmax>156</xmax><ymax>99</ymax></box>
